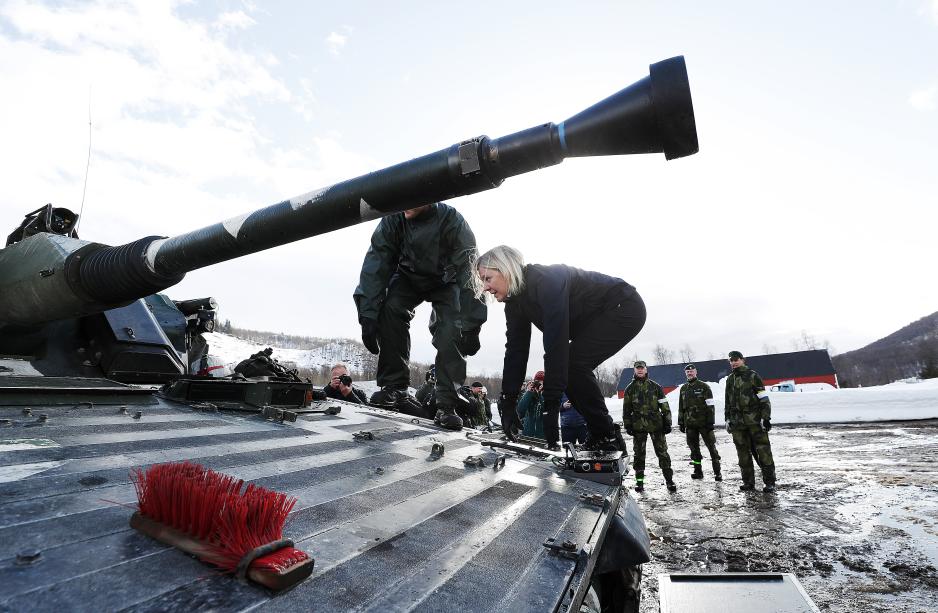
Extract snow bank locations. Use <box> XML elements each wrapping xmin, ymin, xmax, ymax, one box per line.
<box><xmin>203</xmin><ymin>332</ymin><xmax>368</xmax><ymax>372</ymax></box>
<box><xmin>605</xmin><ymin>377</ymin><xmax>938</xmax><ymax>425</ymax></box>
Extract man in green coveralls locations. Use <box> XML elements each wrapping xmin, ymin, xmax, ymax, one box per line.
<box><xmin>622</xmin><ymin>360</ymin><xmax>676</xmax><ymax>493</ymax></box>
<box><xmin>724</xmin><ymin>351</ymin><xmax>776</xmax><ymax>493</ymax></box>
<box><xmin>678</xmin><ymin>363</ymin><xmax>722</xmax><ymax>481</ymax></box>
<box><xmin>354</xmin><ymin>203</ymin><xmax>487</xmax><ymax>430</ymax></box>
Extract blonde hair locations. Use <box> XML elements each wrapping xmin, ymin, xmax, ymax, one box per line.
<box><xmin>471</xmin><ymin>245</ymin><xmax>526</xmax><ymax>301</ymax></box>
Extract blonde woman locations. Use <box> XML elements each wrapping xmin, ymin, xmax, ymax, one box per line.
<box><xmin>474</xmin><ymin>246</ymin><xmax>645</xmax><ymax>451</ymax></box>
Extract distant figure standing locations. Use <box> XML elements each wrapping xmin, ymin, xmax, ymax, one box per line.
<box><xmin>622</xmin><ymin>360</ymin><xmax>676</xmax><ymax>493</ymax></box>
<box><xmin>517</xmin><ymin>371</ymin><xmax>546</xmax><ymax>438</ymax></box>
<box><xmin>560</xmin><ymin>394</ymin><xmax>590</xmax><ymax>445</ymax></box>
<box><xmin>677</xmin><ymin>363</ymin><xmax>721</xmax><ymax>481</ymax></box>
<box><xmin>724</xmin><ymin>351</ymin><xmax>776</xmax><ymax>493</ymax></box>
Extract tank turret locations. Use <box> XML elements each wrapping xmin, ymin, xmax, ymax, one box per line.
<box><xmin>0</xmin><ymin>56</ymin><xmax>697</xmax><ymax>381</ymax></box>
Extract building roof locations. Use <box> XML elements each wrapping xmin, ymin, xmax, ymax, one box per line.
<box><xmin>617</xmin><ymin>349</ymin><xmax>837</xmax><ymax>390</ymax></box>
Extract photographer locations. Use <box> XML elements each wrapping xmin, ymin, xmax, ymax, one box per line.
<box><xmin>323</xmin><ymin>363</ymin><xmax>367</xmax><ymax>404</ymax></box>
<box><xmin>516</xmin><ymin>371</ymin><xmax>546</xmax><ymax>438</ymax></box>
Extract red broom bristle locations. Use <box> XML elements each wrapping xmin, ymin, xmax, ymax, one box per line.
<box><xmin>131</xmin><ymin>462</ymin><xmax>309</xmax><ymax>573</ymax></box>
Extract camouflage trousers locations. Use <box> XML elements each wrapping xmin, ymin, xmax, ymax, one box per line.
<box><xmin>730</xmin><ymin>425</ymin><xmax>775</xmax><ymax>486</ymax></box>
<box><xmin>376</xmin><ymin>276</ymin><xmax>466</xmax><ymax>407</ymax></box>
<box><xmin>633</xmin><ymin>431</ymin><xmax>673</xmax><ymax>481</ymax></box>
<box><xmin>686</xmin><ymin>427</ymin><xmax>721</xmax><ymax>474</ymax></box>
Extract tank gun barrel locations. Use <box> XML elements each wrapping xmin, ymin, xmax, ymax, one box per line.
<box><xmin>0</xmin><ymin>56</ymin><xmax>696</xmax><ymax>325</ymax></box>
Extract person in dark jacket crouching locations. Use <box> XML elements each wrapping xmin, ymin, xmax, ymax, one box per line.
<box><xmin>474</xmin><ymin>245</ymin><xmax>644</xmax><ymax>452</ymax></box>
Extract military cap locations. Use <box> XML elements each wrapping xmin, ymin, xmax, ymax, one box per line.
<box><xmin>684</xmin><ymin>363</ymin><xmax>696</xmax><ymax>371</ymax></box>
<box><xmin>728</xmin><ymin>350</ymin><xmax>744</xmax><ymax>360</ymax></box>
<box><xmin>633</xmin><ymin>360</ymin><xmax>647</xmax><ymax>368</ymax></box>
<box><xmin>470</xmin><ymin>381</ymin><xmax>483</xmax><ymax>388</ymax></box>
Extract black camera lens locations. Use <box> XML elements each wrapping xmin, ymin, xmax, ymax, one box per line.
<box><xmin>339</xmin><ymin>374</ymin><xmax>353</xmax><ymax>386</ymax></box>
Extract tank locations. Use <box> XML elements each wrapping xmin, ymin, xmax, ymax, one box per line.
<box><xmin>0</xmin><ymin>57</ymin><xmax>697</xmax><ymax>612</ymax></box>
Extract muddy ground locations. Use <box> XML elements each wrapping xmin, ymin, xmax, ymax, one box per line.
<box><xmin>632</xmin><ymin>420</ymin><xmax>938</xmax><ymax>612</ymax></box>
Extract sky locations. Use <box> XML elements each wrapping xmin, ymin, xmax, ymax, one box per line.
<box><xmin>1</xmin><ymin>1</ymin><xmax>936</xmax><ymax>377</ymax></box>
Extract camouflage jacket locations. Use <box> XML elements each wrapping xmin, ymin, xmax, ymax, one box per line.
<box><xmin>457</xmin><ymin>386</ymin><xmax>489</xmax><ymax>428</ymax></box>
<box><xmin>622</xmin><ymin>377</ymin><xmax>671</xmax><ymax>433</ymax></box>
<box><xmin>352</xmin><ymin>202</ymin><xmax>487</xmax><ymax>333</ymax></box>
<box><xmin>724</xmin><ymin>365</ymin><xmax>771</xmax><ymax>427</ymax></box>
<box><xmin>678</xmin><ymin>378</ymin><xmax>714</xmax><ymax>429</ymax></box>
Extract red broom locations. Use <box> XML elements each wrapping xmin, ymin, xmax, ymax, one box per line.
<box><xmin>129</xmin><ymin>461</ymin><xmax>314</xmax><ymax>591</ymax></box>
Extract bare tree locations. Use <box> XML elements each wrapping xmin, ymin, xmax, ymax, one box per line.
<box><xmin>679</xmin><ymin>344</ymin><xmax>695</xmax><ymax>363</ymax></box>
<box><xmin>652</xmin><ymin>344</ymin><xmax>675</xmax><ymax>365</ymax></box>
<box><xmin>761</xmin><ymin>342</ymin><xmax>778</xmax><ymax>355</ymax></box>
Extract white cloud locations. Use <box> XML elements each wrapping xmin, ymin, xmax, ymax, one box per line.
<box><xmin>214</xmin><ymin>10</ymin><xmax>255</xmax><ymax>33</ymax></box>
<box><xmin>909</xmin><ymin>84</ymin><xmax>937</xmax><ymax>110</ymax></box>
<box><xmin>325</xmin><ymin>31</ymin><xmax>347</xmax><ymax>55</ymax></box>
<box><xmin>0</xmin><ymin>1</ymin><xmax>373</xmax><ymax>245</ymax></box>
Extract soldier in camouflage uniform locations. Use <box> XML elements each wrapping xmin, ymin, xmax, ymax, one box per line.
<box><xmin>724</xmin><ymin>351</ymin><xmax>776</xmax><ymax>493</ymax></box>
<box><xmin>457</xmin><ymin>384</ymin><xmax>489</xmax><ymax>428</ymax></box>
<box><xmin>677</xmin><ymin>363</ymin><xmax>722</xmax><ymax>481</ymax></box>
<box><xmin>622</xmin><ymin>360</ymin><xmax>676</xmax><ymax>493</ymax></box>
<box><xmin>353</xmin><ymin>203</ymin><xmax>487</xmax><ymax>430</ymax></box>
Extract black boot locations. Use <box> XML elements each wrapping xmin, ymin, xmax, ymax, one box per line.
<box><xmin>583</xmin><ymin>427</ymin><xmax>625</xmax><ymax>453</ymax></box>
<box><xmin>433</xmin><ymin>406</ymin><xmax>463</xmax><ymax>431</ymax></box>
<box><xmin>714</xmin><ymin>472</ymin><xmax>723</xmax><ymax>482</ymax></box>
<box><xmin>666</xmin><ymin>479</ymin><xmax>677</xmax><ymax>493</ymax></box>
<box><xmin>762</xmin><ymin>466</ymin><xmax>777</xmax><ymax>493</ymax></box>
<box><xmin>368</xmin><ymin>386</ymin><xmax>407</xmax><ymax>409</ymax></box>
<box><xmin>739</xmin><ymin>483</ymin><xmax>755</xmax><ymax>492</ymax></box>
<box><xmin>634</xmin><ymin>473</ymin><xmax>645</xmax><ymax>493</ymax></box>
<box><xmin>691</xmin><ymin>463</ymin><xmax>704</xmax><ymax>480</ymax></box>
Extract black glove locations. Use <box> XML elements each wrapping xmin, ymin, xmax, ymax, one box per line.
<box><xmin>679</xmin><ymin>424</ymin><xmax>686</xmax><ymax>433</ymax></box>
<box><xmin>625</xmin><ymin>427</ymin><xmax>634</xmax><ymax>436</ymax></box>
<box><xmin>762</xmin><ymin>418</ymin><xmax>772</xmax><ymax>432</ymax></box>
<box><xmin>663</xmin><ymin>424</ymin><xmax>672</xmax><ymax>434</ymax></box>
<box><xmin>361</xmin><ymin>318</ymin><xmax>380</xmax><ymax>355</ymax></box>
<box><xmin>498</xmin><ymin>393</ymin><xmax>520</xmax><ymax>441</ymax></box>
<box><xmin>460</xmin><ymin>331</ymin><xmax>481</xmax><ymax>356</ymax></box>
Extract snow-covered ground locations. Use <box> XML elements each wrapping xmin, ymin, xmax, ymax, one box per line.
<box><xmin>207</xmin><ymin>332</ymin><xmax>938</xmax><ymax>424</ymax></box>
<box><xmin>204</xmin><ymin>332</ymin><xmax>370</xmax><ymax>373</ymax></box>
<box><xmin>605</xmin><ymin>377</ymin><xmax>938</xmax><ymax>425</ymax></box>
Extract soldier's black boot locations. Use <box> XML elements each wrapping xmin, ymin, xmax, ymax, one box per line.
<box><xmin>691</xmin><ymin>462</ymin><xmax>704</xmax><ymax>480</ymax></box>
<box><xmin>433</xmin><ymin>406</ymin><xmax>463</xmax><ymax>431</ymax></box>
<box><xmin>762</xmin><ymin>466</ymin><xmax>777</xmax><ymax>493</ymax></box>
<box><xmin>713</xmin><ymin>461</ymin><xmax>723</xmax><ymax>481</ymax></box>
<box><xmin>665</xmin><ymin>469</ymin><xmax>677</xmax><ymax>492</ymax></box>
<box><xmin>370</xmin><ymin>387</ymin><xmax>407</xmax><ymax>407</ymax></box>
<box><xmin>634</xmin><ymin>473</ymin><xmax>644</xmax><ymax>493</ymax></box>
<box><xmin>739</xmin><ymin>483</ymin><xmax>755</xmax><ymax>492</ymax></box>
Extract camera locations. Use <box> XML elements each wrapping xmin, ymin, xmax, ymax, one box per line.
<box><xmin>339</xmin><ymin>374</ymin><xmax>353</xmax><ymax>386</ymax></box>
